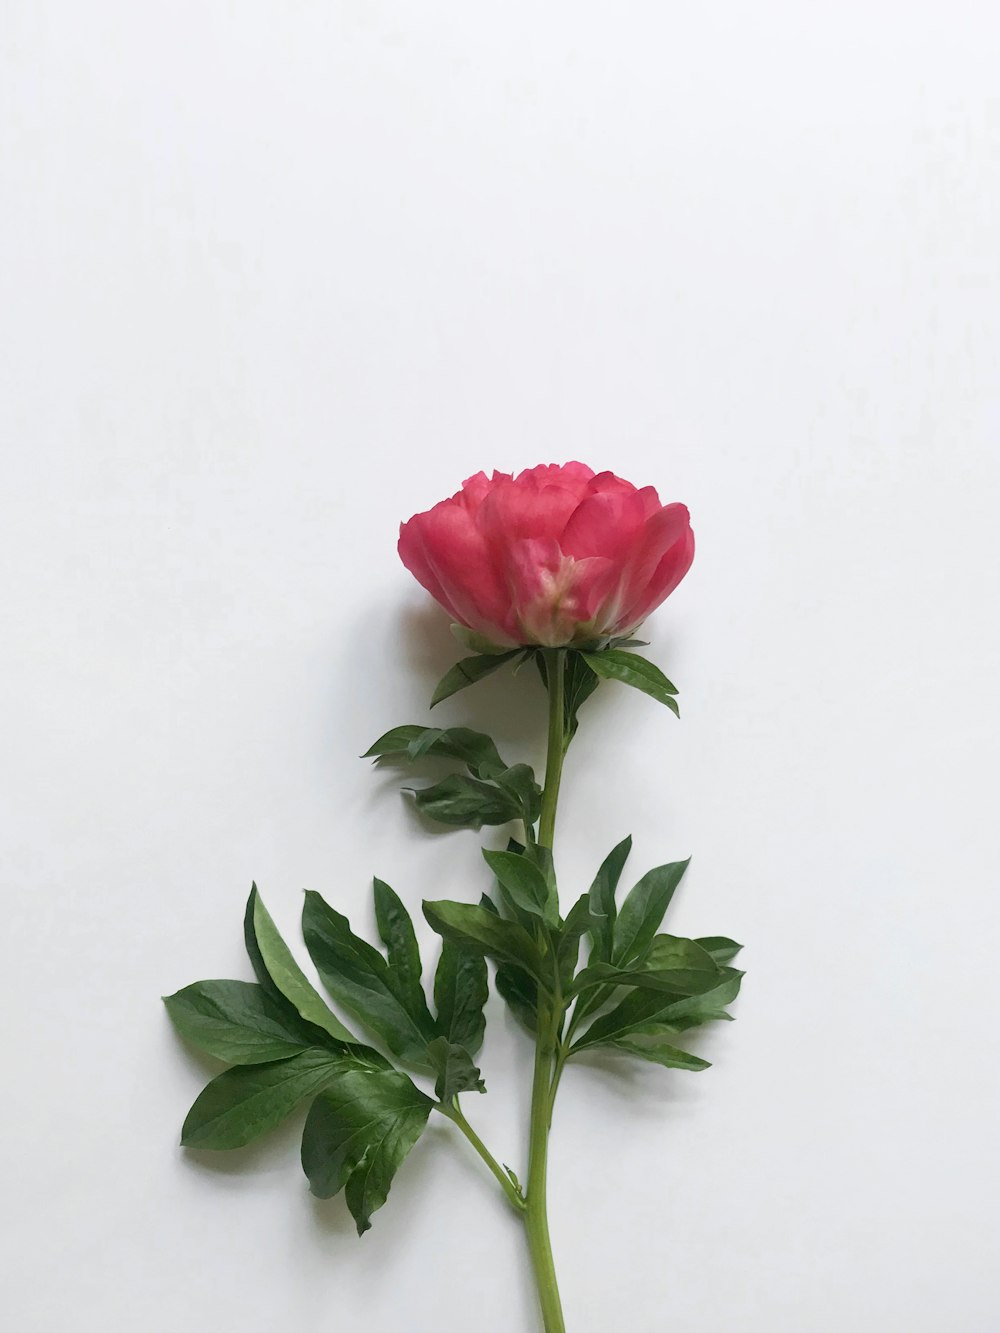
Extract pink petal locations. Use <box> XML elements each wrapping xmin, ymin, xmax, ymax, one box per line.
<box><xmin>560</xmin><ymin>489</ymin><xmax>648</xmax><ymax>563</ymax></box>
<box><xmin>506</xmin><ymin>540</ymin><xmax>616</xmax><ymax>646</ymax></box>
<box><xmin>477</xmin><ymin>477</ymin><xmax>582</xmax><ymax>551</ymax></box>
<box><xmin>397</xmin><ymin>516</ymin><xmax>463</xmax><ymax>620</ymax></box>
<box><xmin>585</xmin><ymin>470</ymin><xmax>637</xmax><ymax>497</ymax></box>
<box><xmin>402</xmin><ymin>500</ymin><xmax>519</xmax><ymax>644</ymax></box>
<box><xmin>614</xmin><ymin>514</ymin><xmax>695</xmax><ymax>631</ymax></box>
<box><xmin>515</xmin><ymin>462</ymin><xmax>595</xmax><ymax>497</ymax></box>
<box><xmin>458</xmin><ymin>470</ymin><xmax>509</xmax><ymax>508</ymax></box>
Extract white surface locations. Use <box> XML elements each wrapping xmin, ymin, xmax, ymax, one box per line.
<box><xmin>2</xmin><ymin>3</ymin><xmax>999</xmax><ymax>1329</ymax></box>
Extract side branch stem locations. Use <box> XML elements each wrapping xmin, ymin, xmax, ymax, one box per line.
<box><xmin>437</xmin><ymin>1100</ymin><xmax>525</xmax><ymax>1214</ymax></box>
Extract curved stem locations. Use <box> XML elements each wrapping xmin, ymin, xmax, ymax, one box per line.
<box><xmin>524</xmin><ymin>648</ymin><xmax>568</xmax><ymax>1333</ymax></box>
<box><xmin>438</xmin><ymin>1100</ymin><xmax>525</xmax><ymax>1214</ymax></box>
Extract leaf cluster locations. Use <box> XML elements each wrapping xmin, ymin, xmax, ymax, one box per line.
<box><xmin>164</xmin><ymin>883</ymin><xmax>488</xmax><ymax>1235</ymax></box>
<box><xmin>421</xmin><ymin>832</ymin><xmax>742</xmax><ymax>1075</ymax></box>
<box><xmin>167</xmin><ymin>644</ymin><xmax>741</xmax><ymax>1236</ymax></box>
<box><xmin>365</xmin><ymin>725</ymin><xmax>541</xmax><ymax>832</ymax></box>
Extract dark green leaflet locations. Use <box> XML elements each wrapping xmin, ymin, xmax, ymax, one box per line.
<box><xmin>300</xmin><ymin>1062</ymin><xmax>433</xmax><ymax>1234</ymax></box>
<box><xmin>303</xmin><ymin>891</ymin><xmax>437</xmax><ymax>1068</ymax></box>
<box><xmin>164</xmin><ymin>979</ymin><xmax>339</xmax><ymax>1065</ymax></box>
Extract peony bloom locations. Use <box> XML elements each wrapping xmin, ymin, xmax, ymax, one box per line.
<box><xmin>398</xmin><ymin>462</ymin><xmax>694</xmax><ymax>649</ymax></box>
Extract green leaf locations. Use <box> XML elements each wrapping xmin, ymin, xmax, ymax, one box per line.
<box><xmin>434</xmin><ymin>940</ymin><xmax>488</xmax><ymax>1056</ymax></box>
<box><xmin>695</xmin><ymin>936</ymin><xmax>744</xmax><ymax>963</ymax></box>
<box><xmin>302</xmin><ymin>891</ymin><xmax>437</xmax><ymax>1067</ymax></box>
<box><xmin>613</xmin><ymin>859</ymin><xmax>690</xmax><ymax>964</ymax></box>
<box><xmin>409</xmin><ymin>727</ymin><xmax>506</xmax><ymax>778</ymax></box>
<box><xmin>367</xmin><ymin>727</ymin><xmax>539</xmax><ymax>828</ymax></box>
<box><xmin>365</xmin><ymin>725</ymin><xmax>507</xmax><ymax>779</ymax></box>
<box><xmin>423</xmin><ymin>899</ymin><xmax>548</xmax><ymax>985</ymax></box>
<box><xmin>427</xmin><ymin>1037</ymin><xmax>485</xmax><ymax>1101</ymax></box>
<box><xmin>562</xmin><ymin>652</ymin><xmax>600</xmax><ymax>742</ymax></box>
<box><xmin>644</xmin><ymin>934</ymin><xmax>720</xmax><ymax>973</ymax></box>
<box><xmin>572</xmin><ymin>958</ymin><xmax>720</xmax><ymax>1000</ymax></box>
<box><xmin>568</xmin><ymin>836</ymin><xmax>635</xmax><ymax>1027</ymax></box>
<box><xmin>301</xmin><ymin>1060</ymin><xmax>433</xmax><ymax>1234</ymax></box>
<box><xmin>570</xmin><ymin>934</ymin><xmax>721</xmax><ymax>1015</ymax></box>
<box><xmin>408</xmin><ymin>774</ymin><xmax>523</xmax><ymax>829</ymax></box>
<box><xmin>494</xmin><ymin>763</ymin><xmax>543</xmax><ymax>824</ymax></box>
<box><xmin>430</xmin><ymin>651</ymin><xmax>521</xmax><ymax>708</ymax></box>
<box><xmin>181</xmin><ymin>1049</ymin><xmax>353</xmax><ymax>1150</ymax></box>
<box><xmin>479</xmin><ymin>892</ymin><xmax>540</xmax><ymax>1032</ymax></box>
<box><xmin>607</xmin><ymin>1037</ymin><xmax>711</xmax><ymax>1071</ymax></box>
<box><xmin>486</xmin><ymin>839</ymin><xmax>543</xmax><ymax>932</ymax></box>
<box><xmin>581</xmin><ymin>649</ymin><xmax>680</xmax><ymax>714</ymax></box>
<box><xmin>620</xmin><ymin>1012</ymin><xmax>733</xmax><ymax>1037</ymax></box>
<box><xmin>587</xmin><ymin>835</ymin><xmax>632</xmax><ymax>964</ymax></box>
<box><xmin>244</xmin><ymin>886</ymin><xmax>357</xmax><ymax>1045</ymax></box>
<box><xmin>372</xmin><ymin>878</ymin><xmax>434</xmax><ymax>1030</ymax></box>
<box><xmin>523</xmin><ymin>841</ymin><xmax>557</xmax><ymax>891</ymax></box>
<box><xmin>362</xmin><ymin>725</ymin><xmax>426</xmax><ymax>760</ymax></box>
<box><xmin>536</xmin><ymin>650</ymin><xmax>601</xmax><ymax>743</ymax></box>
<box><xmin>641</xmin><ymin>968</ymin><xmax>744</xmax><ymax>1026</ymax></box>
<box><xmin>483</xmin><ymin>848</ymin><xmax>557</xmax><ymax>927</ymax></box>
<box><xmin>164</xmin><ymin>980</ymin><xmax>334</xmax><ymax>1065</ymax></box>
<box><xmin>557</xmin><ymin>894</ymin><xmax>594</xmax><ymax>989</ymax></box>
<box><xmin>494</xmin><ymin>963</ymin><xmax>538</xmax><ymax>1033</ymax></box>
<box><xmin>573</xmin><ymin>968</ymin><xmax>743</xmax><ymax>1050</ymax></box>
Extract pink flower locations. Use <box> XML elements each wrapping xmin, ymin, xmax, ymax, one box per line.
<box><xmin>398</xmin><ymin>462</ymin><xmax>694</xmax><ymax>648</ymax></box>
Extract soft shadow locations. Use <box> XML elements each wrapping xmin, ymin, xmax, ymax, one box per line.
<box><xmin>182</xmin><ymin>1109</ymin><xmax>308</xmax><ymax>1184</ymax></box>
<box><xmin>397</xmin><ymin>601</ymin><xmax>547</xmax><ymax>760</ymax></box>
<box><xmin>308</xmin><ymin>1186</ymin><xmax>365</xmax><ymax>1242</ymax></box>
<box><xmin>165</xmin><ymin>1030</ymin><xmax>313</xmax><ymax>1185</ymax></box>
<box><xmin>569</xmin><ymin>1026</ymin><xmax>727</xmax><ymax>1117</ymax></box>
<box><xmin>394</xmin><ymin>603</ymin><xmax>688</xmax><ymax>747</ymax></box>
<box><xmin>164</xmin><ymin>1029</ymin><xmax>225</xmax><ymax>1084</ymax></box>
<box><xmin>364</xmin><ymin>756</ymin><xmax>466</xmax><ymax>839</ymax></box>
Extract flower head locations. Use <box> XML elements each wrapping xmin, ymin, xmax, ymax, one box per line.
<box><xmin>398</xmin><ymin>462</ymin><xmax>694</xmax><ymax>648</ymax></box>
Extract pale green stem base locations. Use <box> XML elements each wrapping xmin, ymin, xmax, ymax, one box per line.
<box><xmin>524</xmin><ymin>1004</ymin><xmax>565</xmax><ymax>1333</ymax></box>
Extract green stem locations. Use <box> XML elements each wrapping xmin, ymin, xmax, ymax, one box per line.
<box><xmin>538</xmin><ymin>649</ymin><xmax>566</xmax><ymax>849</ymax></box>
<box><xmin>438</xmin><ymin>1100</ymin><xmax>525</xmax><ymax>1214</ymax></box>
<box><xmin>524</xmin><ymin>648</ymin><xmax>568</xmax><ymax>1333</ymax></box>
<box><xmin>525</xmin><ymin>1002</ymin><xmax>564</xmax><ymax>1333</ymax></box>
<box><xmin>548</xmin><ymin>1045</ymin><xmax>569</xmax><ymax>1116</ymax></box>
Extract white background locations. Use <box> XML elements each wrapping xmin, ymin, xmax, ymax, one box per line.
<box><xmin>2</xmin><ymin>3</ymin><xmax>999</xmax><ymax>1330</ymax></box>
